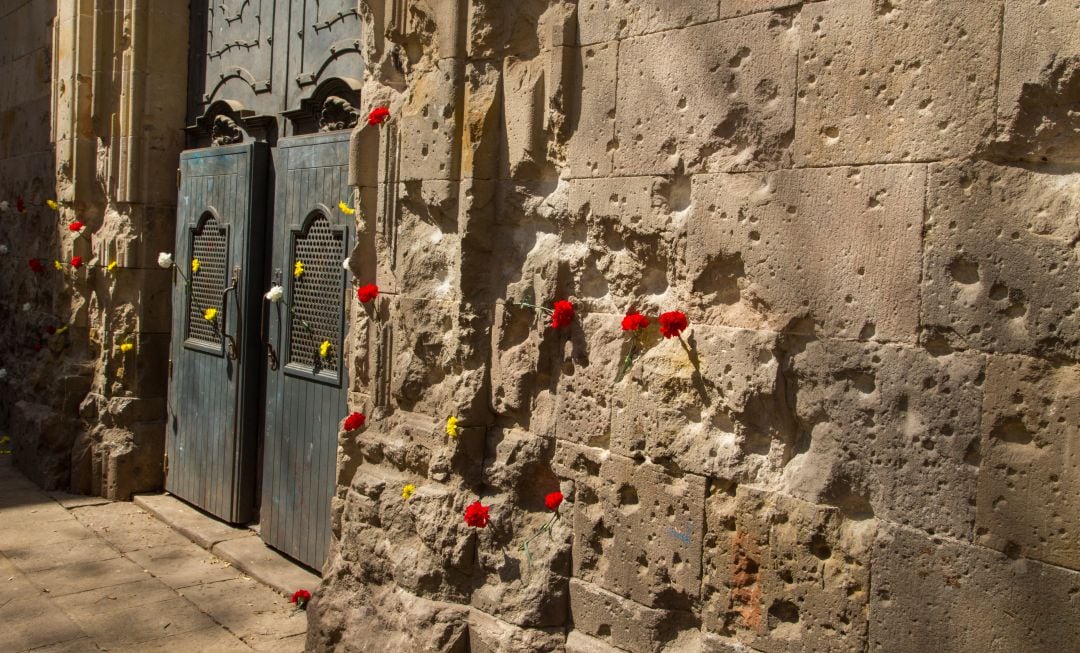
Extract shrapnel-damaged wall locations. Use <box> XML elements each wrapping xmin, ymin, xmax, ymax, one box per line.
<box><xmin>311</xmin><ymin>1</ymin><xmax>1080</xmax><ymax>652</ymax></box>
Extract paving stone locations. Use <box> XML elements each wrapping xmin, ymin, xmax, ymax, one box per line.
<box><xmin>73</xmin><ymin>501</ymin><xmax>193</xmax><ymax>553</ymax></box>
<box><xmin>51</xmin><ymin>578</ymin><xmax>178</xmax><ymax>612</ymax></box>
<box><xmin>133</xmin><ymin>493</ymin><xmax>252</xmax><ymax>548</ymax></box>
<box><xmin>178</xmin><ymin>577</ymin><xmax>308</xmax><ymax>649</ymax></box>
<box><xmin>4</xmin><ymin>535</ymin><xmax>121</xmax><ymax>573</ymax></box>
<box><xmin>125</xmin><ymin>544</ymin><xmax>243</xmax><ymax>589</ymax></box>
<box><xmin>63</xmin><ymin>596</ymin><xmax>219</xmax><ymax>649</ymax></box>
<box><xmin>27</xmin><ymin>556</ymin><xmax>150</xmax><ymax>597</ymax></box>
<box><xmin>212</xmin><ymin>535</ymin><xmax>320</xmax><ymax>598</ymax></box>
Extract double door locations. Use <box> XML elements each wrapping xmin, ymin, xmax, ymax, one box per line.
<box><xmin>167</xmin><ymin>132</ymin><xmax>353</xmax><ymax>570</ymax></box>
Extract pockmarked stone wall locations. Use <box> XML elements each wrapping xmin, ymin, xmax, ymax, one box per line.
<box><xmin>0</xmin><ymin>0</ymin><xmax>187</xmax><ymax>499</ymax></box>
<box><xmin>310</xmin><ymin>1</ymin><xmax>1080</xmax><ymax>652</ymax></box>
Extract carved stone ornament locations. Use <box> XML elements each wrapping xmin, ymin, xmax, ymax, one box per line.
<box><xmin>319</xmin><ymin>95</ymin><xmax>359</xmax><ymax>132</ymax></box>
<box><xmin>211</xmin><ymin>114</ymin><xmax>244</xmax><ymax>145</ymax></box>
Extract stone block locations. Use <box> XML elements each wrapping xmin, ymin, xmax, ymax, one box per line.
<box><xmin>689</xmin><ymin>165</ymin><xmax>925</xmax><ymax>342</ymax></box>
<box><xmin>577</xmin><ymin>0</ymin><xmax>718</xmax><ymax>44</ymax></box>
<box><xmin>567</xmin><ymin>449</ymin><xmax>706</xmax><ymax>610</ymax></box>
<box><xmin>701</xmin><ymin>486</ymin><xmax>873</xmax><ymax>652</ymax></box>
<box><xmin>921</xmin><ymin>161</ymin><xmax>1080</xmax><ymax>358</ymax></box>
<box><xmin>356</xmin><ymin>411</ymin><xmax>484</xmax><ymax>489</ymax></box>
<box><xmin>611</xmin><ymin>324</ymin><xmax>792</xmax><ymax>484</ymax></box>
<box><xmin>977</xmin><ymin>355</ymin><xmax>1080</xmax><ymax>570</ymax></box>
<box><xmin>399</xmin><ymin>59</ymin><xmax>463</xmax><ymax>182</ymax></box>
<box><xmin>796</xmin><ymin>0</ymin><xmax>999</xmax><ymax>166</ymax></box>
<box><xmin>870</xmin><ymin>522</ymin><xmax>1080</xmax><ymax>652</ymax></box>
<box><xmin>569</xmin><ymin>578</ymin><xmax>696</xmax><ymax>653</ymax></box>
<box><xmin>782</xmin><ymin>340</ymin><xmax>984</xmax><ymax>539</ymax></box>
<box><xmin>467</xmin><ymin>609</ymin><xmax>564</xmax><ymax>653</ymax></box>
<box><xmin>566</xmin><ymin>42</ymin><xmax>617</xmax><ymax>178</ymax></box>
<box><xmin>614</xmin><ymin>13</ymin><xmax>797</xmax><ymax>175</ymax></box>
<box><xmin>554</xmin><ymin>312</ymin><xmax>624</xmax><ymax>448</ymax></box>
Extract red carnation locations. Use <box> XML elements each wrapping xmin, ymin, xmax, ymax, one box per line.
<box><xmin>368</xmin><ymin>106</ymin><xmax>391</xmax><ymax>126</ymax></box>
<box><xmin>45</xmin><ymin>326</ymin><xmax>56</xmax><ymax>335</ymax></box>
<box><xmin>550</xmin><ymin>300</ymin><xmax>574</xmax><ymax>329</ymax></box>
<box><xmin>545</xmin><ymin>491</ymin><xmax>564</xmax><ymax>511</ymax></box>
<box><xmin>464</xmin><ymin>500</ymin><xmax>490</xmax><ymax>528</ymax></box>
<box><xmin>621</xmin><ymin>309</ymin><xmax>650</xmax><ymax>332</ymax></box>
<box><xmin>68</xmin><ymin>221</ymin><xmax>84</xmax><ymax>233</ymax></box>
<box><xmin>70</xmin><ymin>256</ymin><xmax>83</xmax><ymax>269</ymax></box>
<box><xmin>28</xmin><ymin>259</ymin><xmax>45</xmax><ymax>273</ymax></box>
<box><xmin>356</xmin><ymin>283</ymin><xmax>379</xmax><ymax>303</ymax></box>
<box><xmin>289</xmin><ymin>589</ymin><xmax>311</xmax><ymax>608</ymax></box>
<box><xmin>343</xmin><ymin>412</ymin><xmax>366</xmax><ymax>431</ymax></box>
<box><xmin>15</xmin><ymin>197</ymin><xmax>25</xmax><ymax>213</ymax></box>
<box><xmin>658</xmin><ymin>310</ymin><xmax>689</xmax><ymax>339</ymax></box>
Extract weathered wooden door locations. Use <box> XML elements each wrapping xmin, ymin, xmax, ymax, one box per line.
<box><xmin>167</xmin><ymin>143</ymin><xmax>268</xmax><ymax>523</ymax></box>
<box><xmin>168</xmin><ymin>0</ymin><xmax>364</xmax><ymax>569</ymax></box>
<box><xmin>261</xmin><ymin>132</ymin><xmax>353</xmax><ymax>570</ymax></box>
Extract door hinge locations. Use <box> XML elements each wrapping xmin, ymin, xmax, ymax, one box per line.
<box><xmin>176</xmin><ymin>168</ymin><xmax>181</xmax><ymax>190</ymax></box>
<box><xmin>163</xmin><ymin>453</ymin><xmax>169</xmax><ymax>477</ymax></box>
<box><xmin>168</xmin><ymin>358</ymin><xmax>173</xmax><ymax>378</ymax></box>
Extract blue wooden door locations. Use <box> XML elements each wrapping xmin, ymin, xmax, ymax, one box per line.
<box><xmin>261</xmin><ymin>132</ymin><xmax>352</xmax><ymax>569</ymax></box>
<box><xmin>167</xmin><ymin>143</ymin><xmax>268</xmax><ymax>524</ymax></box>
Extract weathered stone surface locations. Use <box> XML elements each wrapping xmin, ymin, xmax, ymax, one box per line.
<box><xmin>569</xmin><ymin>578</ymin><xmax>697</xmax><ymax>653</ymax></box>
<box><xmin>467</xmin><ymin>609</ymin><xmax>565</xmax><ymax>653</ymax></box>
<box><xmin>977</xmin><ymin>355</ymin><xmax>1080</xmax><ymax>569</ymax></box>
<box><xmin>559</xmin><ymin>444</ymin><xmax>706</xmax><ymax>610</ymax></box>
<box><xmin>782</xmin><ymin>340</ymin><xmax>984</xmax><ymax>539</ymax></box>
<box><xmin>689</xmin><ymin>165</ymin><xmax>925</xmax><ymax>342</ymax></box>
<box><xmin>611</xmin><ymin>324</ymin><xmax>792</xmax><ymax>484</ymax></box>
<box><xmin>614</xmin><ymin>12</ymin><xmax>797</xmax><ymax>175</ymax></box>
<box><xmin>921</xmin><ymin>161</ymin><xmax>1080</xmax><ymax>358</ymax></box>
<box><xmin>796</xmin><ymin>0</ymin><xmax>999</xmax><ymax>165</ymax></box>
<box><xmin>870</xmin><ymin>522</ymin><xmax>1080</xmax><ymax>652</ymax></box>
<box><xmin>702</xmin><ymin>486</ymin><xmax>873</xmax><ymax>652</ymax></box>
<box><xmin>565</xmin><ymin>41</ymin><xmax>617</xmax><ymax>178</ymax></box>
<box><xmin>553</xmin><ymin>313</ymin><xmax>624</xmax><ymax>448</ymax></box>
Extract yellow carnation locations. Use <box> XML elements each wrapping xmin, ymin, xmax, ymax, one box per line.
<box><xmin>204</xmin><ymin>307</ymin><xmax>218</xmax><ymax>321</ymax></box>
<box><xmin>294</xmin><ymin>260</ymin><xmax>305</xmax><ymax>278</ymax></box>
<box><xmin>119</xmin><ymin>342</ymin><xmax>134</xmax><ymax>353</ymax></box>
<box><xmin>107</xmin><ymin>261</ymin><xmax>118</xmax><ymax>272</ymax></box>
<box><xmin>46</xmin><ymin>200</ymin><xmax>58</xmax><ymax>210</ymax></box>
<box><xmin>445</xmin><ymin>416</ymin><xmax>460</xmax><ymax>439</ymax></box>
<box><xmin>192</xmin><ymin>258</ymin><xmax>200</xmax><ymax>274</ymax></box>
<box><xmin>53</xmin><ymin>260</ymin><xmax>63</xmax><ymax>270</ymax></box>
<box><xmin>402</xmin><ymin>484</ymin><xmax>416</xmax><ymax>501</ymax></box>
<box><xmin>319</xmin><ymin>340</ymin><xmax>332</xmax><ymax>358</ymax></box>
<box><xmin>338</xmin><ymin>201</ymin><xmax>355</xmax><ymax>216</ymax></box>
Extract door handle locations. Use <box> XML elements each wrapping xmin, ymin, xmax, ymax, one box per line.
<box><xmin>261</xmin><ymin>294</ymin><xmax>280</xmax><ymax>371</ymax></box>
<box><xmin>221</xmin><ymin>268</ymin><xmax>241</xmax><ymax>360</ymax></box>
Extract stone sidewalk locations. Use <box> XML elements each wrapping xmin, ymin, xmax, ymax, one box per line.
<box><xmin>0</xmin><ymin>457</ymin><xmax>308</xmax><ymax>652</ymax></box>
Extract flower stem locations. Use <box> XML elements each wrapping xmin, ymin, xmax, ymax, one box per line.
<box><xmin>518</xmin><ymin>300</ymin><xmax>554</xmax><ymax>316</ymax></box>
<box><xmin>615</xmin><ymin>333</ymin><xmax>641</xmax><ymax>382</ymax></box>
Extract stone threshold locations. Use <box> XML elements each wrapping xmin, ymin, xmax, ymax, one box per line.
<box><xmin>134</xmin><ymin>492</ymin><xmax>319</xmax><ymax>598</ymax></box>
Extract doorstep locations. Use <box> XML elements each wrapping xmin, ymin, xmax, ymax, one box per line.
<box><xmin>134</xmin><ymin>492</ymin><xmax>319</xmax><ymax>598</ymax></box>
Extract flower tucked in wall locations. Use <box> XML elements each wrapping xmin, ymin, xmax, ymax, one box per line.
<box><xmin>28</xmin><ymin>259</ymin><xmax>45</xmax><ymax>273</ymax></box>
<box><xmin>70</xmin><ymin>256</ymin><xmax>83</xmax><ymax>269</ymax></box>
<box><xmin>157</xmin><ymin>252</ymin><xmax>174</xmax><ymax>269</ymax></box>
<box><xmin>119</xmin><ymin>342</ymin><xmax>134</xmax><ymax>353</ymax></box>
<box><xmin>445</xmin><ymin>416</ymin><xmax>460</xmax><ymax>439</ymax></box>
<box><xmin>15</xmin><ymin>197</ymin><xmax>25</xmax><ymax>213</ymax></box>
<box><xmin>0</xmin><ymin>244</ymin><xmax>9</xmax><ymax>255</ymax></box>
<box><xmin>21</xmin><ymin>302</ymin><xmax>31</xmax><ymax>312</ymax></box>
<box><xmin>621</xmin><ymin>310</ymin><xmax>650</xmax><ymax>332</ymax></box>
<box><xmin>550</xmin><ymin>300</ymin><xmax>575</xmax><ymax>329</ymax></box>
<box><xmin>289</xmin><ymin>589</ymin><xmax>312</xmax><ymax>609</ymax></box>
<box><xmin>55</xmin><ymin>325</ymin><xmax>69</xmax><ymax>335</ymax></box>
<box><xmin>319</xmin><ymin>340</ymin><xmax>332</xmax><ymax>359</ymax></box>
<box><xmin>204</xmin><ymin>307</ymin><xmax>218</xmax><ymax>322</ymax></box>
<box><xmin>545</xmin><ymin>491</ymin><xmax>564</xmax><ymax>511</ymax></box>
<box><xmin>191</xmin><ymin>258</ymin><xmax>200</xmax><ymax>274</ymax></box>
<box><xmin>107</xmin><ymin>261</ymin><xmax>118</xmax><ymax>273</ymax></box>
<box><xmin>68</xmin><ymin>221</ymin><xmax>84</xmax><ymax>233</ymax></box>
<box><xmin>294</xmin><ymin>260</ymin><xmax>305</xmax><ymax>279</ymax></box>
<box><xmin>356</xmin><ymin>284</ymin><xmax>379</xmax><ymax>303</ymax></box>
<box><xmin>45</xmin><ymin>326</ymin><xmax>56</xmax><ymax>335</ymax></box>
<box><xmin>658</xmin><ymin>311</ymin><xmax>689</xmax><ymax>339</ymax></box>
<box><xmin>265</xmin><ymin>285</ymin><xmax>284</xmax><ymax>303</ymax></box>
<box><xmin>338</xmin><ymin>201</ymin><xmax>355</xmax><ymax>216</ymax></box>
<box><xmin>0</xmin><ymin>201</ymin><xmax>8</xmax><ymax>212</ymax></box>
<box><xmin>368</xmin><ymin>106</ymin><xmax>391</xmax><ymax>126</ymax></box>
<box><xmin>464</xmin><ymin>501</ymin><xmax>490</xmax><ymax>528</ymax></box>
<box><xmin>0</xmin><ymin>369</ymin><xmax>6</xmax><ymax>381</ymax></box>
<box><xmin>402</xmin><ymin>484</ymin><xmax>416</xmax><ymax>501</ymax></box>
<box><xmin>53</xmin><ymin>260</ymin><xmax>63</xmax><ymax>270</ymax></box>
<box><xmin>343</xmin><ymin>412</ymin><xmax>366</xmax><ymax>432</ymax></box>
<box><xmin>46</xmin><ymin>200</ymin><xmax>58</xmax><ymax>211</ymax></box>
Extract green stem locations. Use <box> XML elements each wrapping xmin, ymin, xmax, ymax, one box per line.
<box><xmin>518</xmin><ymin>300</ymin><xmax>554</xmax><ymax>316</ymax></box>
<box><xmin>615</xmin><ymin>333</ymin><xmax>641</xmax><ymax>382</ymax></box>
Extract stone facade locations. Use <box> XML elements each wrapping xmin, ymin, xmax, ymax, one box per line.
<box><xmin>2</xmin><ymin>1</ymin><xmax>1080</xmax><ymax>651</ymax></box>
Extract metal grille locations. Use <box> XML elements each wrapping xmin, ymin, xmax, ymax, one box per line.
<box><xmin>187</xmin><ymin>214</ymin><xmax>228</xmax><ymax>345</ymax></box>
<box><xmin>288</xmin><ymin>213</ymin><xmax>344</xmax><ymax>371</ymax></box>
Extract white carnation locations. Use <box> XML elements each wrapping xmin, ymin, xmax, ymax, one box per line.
<box><xmin>0</xmin><ymin>201</ymin><xmax>8</xmax><ymax>212</ymax></box>
<box><xmin>157</xmin><ymin>252</ymin><xmax>174</xmax><ymax>269</ymax></box>
<box><xmin>342</xmin><ymin>258</ymin><xmax>351</xmax><ymax>271</ymax></box>
<box><xmin>21</xmin><ymin>303</ymin><xmax>30</xmax><ymax>312</ymax></box>
<box><xmin>0</xmin><ymin>369</ymin><xmax>7</xmax><ymax>380</ymax></box>
<box><xmin>0</xmin><ymin>244</ymin><xmax>8</xmax><ymax>255</ymax></box>
<box><xmin>264</xmin><ymin>285</ymin><xmax>285</xmax><ymax>303</ymax></box>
